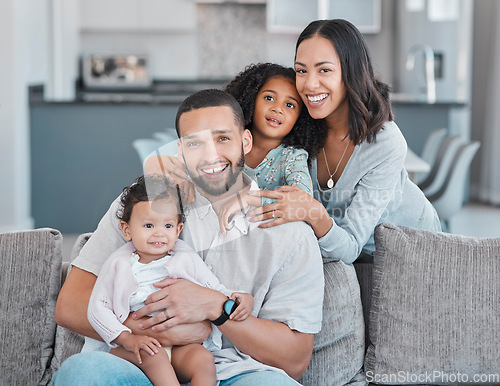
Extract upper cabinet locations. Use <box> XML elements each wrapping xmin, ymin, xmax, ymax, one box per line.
<box><xmin>267</xmin><ymin>0</ymin><xmax>381</xmax><ymax>34</ymax></box>
<box><xmin>80</xmin><ymin>0</ymin><xmax>197</xmax><ymax>31</ymax></box>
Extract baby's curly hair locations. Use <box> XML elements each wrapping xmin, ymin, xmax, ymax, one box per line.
<box><xmin>117</xmin><ymin>174</ymin><xmax>186</xmax><ymax>224</ymax></box>
<box><xmin>224</xmin><ymin>62</ymin><xmax>326</xmax><ymax>161</ymax></box>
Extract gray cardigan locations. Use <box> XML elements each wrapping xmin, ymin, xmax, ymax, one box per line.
<box><xmin>311</xmin><ymin>121</ymin><xmax>440</xmax><ymax>264</ymax></box>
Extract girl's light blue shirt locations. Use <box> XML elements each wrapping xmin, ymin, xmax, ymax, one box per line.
<box><xmin>244</xmin><ymin>144</ymin><xmax>313</xmax><ymax>205</ymax></box>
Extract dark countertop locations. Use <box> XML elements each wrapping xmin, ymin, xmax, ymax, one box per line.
<box><xmin>390</xmin><ymin>93</ymin><xmax>468</xmax><ymax>107</ymax></box>
<box><xmin>29</xmin><ymin>83</ymin><xmax>468</xmax><ymax>107</ymax></box>
<box><xmin>29</xmin><ymin>79</ymin><xmax>231</xmax><ymax>105</ymax></box>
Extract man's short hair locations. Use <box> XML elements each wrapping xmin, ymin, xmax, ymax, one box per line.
<box><xmin>175</xmin><ymin>89</ymin><xmax>245</xmax><ymax>138</ymax></box>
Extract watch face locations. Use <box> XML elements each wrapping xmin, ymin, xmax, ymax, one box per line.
<box><xmin>224</xmin><ymin>299</ymin><xmax>237</xmax><ymax>315</ymax></box>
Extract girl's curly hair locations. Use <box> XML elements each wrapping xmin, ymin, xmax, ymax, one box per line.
<box><xmin>224</xmin><ymin>62</ymin><xmax>326</xmax><ymax>162</ymax></box>
<box><xmin>117</xmin><ymin>174</ymin><xmax>185</xmax><ymax>224</ymax></box>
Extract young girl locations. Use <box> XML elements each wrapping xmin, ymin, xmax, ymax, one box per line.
<box><xmin>218</xmin><ymin>63</ymin><xmax>326</xmax><ymax>232</ymax></box>
<box><xmin>85</xmin><ymin>174</ymin><xmax>253</xmax><ymax>386</ymax></box>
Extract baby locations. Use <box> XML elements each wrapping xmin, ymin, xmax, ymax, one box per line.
<box><xmin>85</xmin><ymin>174</ymin><xmax>253</xmax><ymax>386</ymax></box>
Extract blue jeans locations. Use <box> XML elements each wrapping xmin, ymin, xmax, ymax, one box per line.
<box><xmin>52</xmin><ymin>352</ymin><xmax>298</xmax><ymax>386</ymax></box>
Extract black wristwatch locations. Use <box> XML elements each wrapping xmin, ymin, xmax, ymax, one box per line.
<box><xmin>211</xmin><ymin>299</ymin><xmax>237</xmax><ymax>326</ymax></box>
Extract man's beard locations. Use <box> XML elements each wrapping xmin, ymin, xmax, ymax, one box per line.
<box><xmin>186</xmin><ymin>150</ymin><xmax>245</xmax><ymax>197</ymax></box>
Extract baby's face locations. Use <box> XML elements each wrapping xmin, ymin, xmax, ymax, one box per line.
<box><xmin>121</xmin><ymin>198</ymin><xmax>183</xmax><ymax>263</ymax></box>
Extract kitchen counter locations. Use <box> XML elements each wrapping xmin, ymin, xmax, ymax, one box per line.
<box><xmin>30</xmin><ymin>83</ymin><xmax>468</xmax><ymax>107</ymax></box>
<box><xmin>30</xmin><ymin>79</ymin><xmax>231</xmax><ymax>105</ymax></box>
<box><xmin>390</xmin><ymin>93</ymin><xmax>468</xmax><ymax>107</ymax></box>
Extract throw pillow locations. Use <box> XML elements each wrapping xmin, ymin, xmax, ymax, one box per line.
<box><xmin>365</xmin><ymin>224</ymin><xmax>500</xmax><ymax>385</ymax></box>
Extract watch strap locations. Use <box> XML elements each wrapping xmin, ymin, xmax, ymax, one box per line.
<box><xmin>211</xmin><ymin>299</ymin><xmax>237</xmax><ymax>326</ymax></box>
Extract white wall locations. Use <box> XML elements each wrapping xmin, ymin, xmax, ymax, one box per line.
<box><xmin>0</xmin><ymin>0</ymin><xmax>47</xmax><ymax>231</ymax></box>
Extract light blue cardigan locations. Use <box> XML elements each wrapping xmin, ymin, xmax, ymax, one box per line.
<box><xmin>311</xmin><ymin>121</ymin><xmax>441</xmax><ymax>264</ymax></box>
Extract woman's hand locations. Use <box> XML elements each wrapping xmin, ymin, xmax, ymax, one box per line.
<box><xmin>143</xmin><ymin>154</ymin><xmax>195</xmax><ymax>204</ymax></box>
<box><xmin>246</xmin><ymin>186</ymin><xmax>333</xmax><ymax>238</ymax></box>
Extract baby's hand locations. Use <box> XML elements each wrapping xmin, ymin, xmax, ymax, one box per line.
<box><xmin>114</xmin><ymin>331</ymin><xmax>161</xmax><ymax>364</ymax></box>
<box><xmin>219</xmin><ymin>190</ymin><xmax>262</xmax><ymax>235</ymax></box>
<box><xmin>229</xmin><ymin>292</ymin><xmax>254</xmax><ymax>321</ymax></box>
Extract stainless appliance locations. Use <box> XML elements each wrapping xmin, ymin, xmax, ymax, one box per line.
<box><xmin>82</xmin><ymin>53</ymin><xmax>151</xmax><ymax>90</ymax></box>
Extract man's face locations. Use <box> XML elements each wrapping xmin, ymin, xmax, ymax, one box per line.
<box><xmin>178</xmin><ymin>106</ymin><xmax>252</xmax><ymax>197</ymax></box>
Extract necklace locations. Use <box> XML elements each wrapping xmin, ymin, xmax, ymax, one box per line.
<box><xmin>322</xmin><ymin>139</ymin><xmax>350</xmax><ymax>189</ymax></box>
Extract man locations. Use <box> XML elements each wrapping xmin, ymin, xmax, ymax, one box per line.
<box><xmin>54</xmin><ymin>89</ymin><xmax>324</xmax><ymax>385</ymax></box>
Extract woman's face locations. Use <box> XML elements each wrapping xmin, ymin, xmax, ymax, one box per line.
<box><xmin>294</xmin><ymin>35</ymin><xmax>347</xmax><ymax>121</ymax></box>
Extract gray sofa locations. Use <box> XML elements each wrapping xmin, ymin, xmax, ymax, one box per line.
<box><xmin>1</xmin><ymin>225</ymin><xmax>499</xmax><ymax>386</ymax></box>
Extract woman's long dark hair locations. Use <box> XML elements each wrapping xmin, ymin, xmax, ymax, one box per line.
<box><xmin>295</xmin><ymin>19</ymin><xmax>393</xmax><ymax>145</ymax></box>
<box><xmin>224</xmin><ymin>62</ymin><xmax>326</xmax><ymax>161</ymax></box>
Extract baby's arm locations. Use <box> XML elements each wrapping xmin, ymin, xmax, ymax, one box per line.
<box><xmin>113</xmin><ymin>331</ymin><xmax>161</xmax><ymax>364</ymax></box>
<box><xmin>111</xmin><ymin>333</ymin><xmax>179</xmax><ymax>386</ymax></box>
<box><xmin>229</xmin><ymin>292</ymin><xmax>254</xmax><ymax>321</ymax></box>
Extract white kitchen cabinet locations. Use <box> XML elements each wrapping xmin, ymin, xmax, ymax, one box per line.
<box><xmin>267</xmin><ymin>0</ymin><xmax>381</xmax><ymax>34</ymax></box>
<box><xmin>80</xmin><ymin>0</ymin><xmax>197</xmax><ymax>31</ymax></box>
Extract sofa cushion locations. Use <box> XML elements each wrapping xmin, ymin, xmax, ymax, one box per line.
<box><xmin>0</xmin><ymin>228</ymin><xmax>62</xmax><ymax>386</ymax></box>
<box><xmin>365</xmin><ymin>224</ymin><xmax>500</xmax><ymax>384</ymax></box>
<box><xmin>299</xmin><ymin>259</ymin><xmax>365</xmax><ymax>386</ymax></box>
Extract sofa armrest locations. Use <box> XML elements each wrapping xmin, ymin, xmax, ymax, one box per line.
<box><xmin>0</xmin><ymin>228</ymin><xmax>63</xmax><ymax>386</ymax></box>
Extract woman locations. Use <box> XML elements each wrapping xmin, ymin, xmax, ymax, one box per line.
<box><xmin>248</xmin><ymin>19</ymin><xmax>441</xmax><ymax>264</ymax></box>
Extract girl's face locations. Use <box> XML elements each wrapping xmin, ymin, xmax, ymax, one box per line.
<box><xmin>294</xmin><ymin>35</ymin><xmax>348</xmax><ymax>121</ymax></box>
<box><xmin>120</xmin><ymin>198</ymin><xmax>183</xmax><ymax>263</ymax></box>
<box><xmin>252</xmin><ymin>76</ymin><xmax>302</xmax><ymax>141</ymax></box>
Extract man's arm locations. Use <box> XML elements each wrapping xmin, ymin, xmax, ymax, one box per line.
<box><xmin>54</xmin><ymin>267</ymin><xmax>101</xmax><ymax>339</ymax></box>
<box><xmin>54</xmin><ymin>266</ymin><xmax>211</xmax><ymax>346</ymax></box>
<box><xmin>219</xmin><ymin>316</ymin><xmax>314</xmax><ymax>379</ymax></box>
<box><xmin>133</xmin><ymin>279</ymin><xmax>314</xmax><ymax>379</ymax></box>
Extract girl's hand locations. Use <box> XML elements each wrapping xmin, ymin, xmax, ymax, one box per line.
<box><xmin>247</xmin><ymin>186</ymin><xmax>332</xmax><ymax>237</ymax></box>
<box><xmin>218</xmin><ymin>191</ymin><xmax>261</xmax><ymax>235</ymax></box>
<box><xmin>229</xmin><ymin>292</ymin><xmax>254</xmax><ymax>321</ymax></box>
<box><xmin>114</xmin><ymin>331</ymin><xmax>161</xmax><ymax>364</ymax></box>
<box><xmin>143</xmin><ymin>154</ymin><xmax>195</xmax><ymax>204</ymax></box>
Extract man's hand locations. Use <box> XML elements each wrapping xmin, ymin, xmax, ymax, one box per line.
<box><xmin>131</xmin><ymin>278</ymin><xmax>227</xmax><ymax>331</ymax></box>
<box><xmin>113</xmin><ymin>331</ymin><xmax>161</xmax><ymax>364</ymax></box>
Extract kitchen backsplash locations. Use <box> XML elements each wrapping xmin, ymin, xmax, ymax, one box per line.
<box><xmin>80</xmin><ymin>3</ymin><xmax>297</xmax><ymax>81</ymax></box>
<box><xmin>197</xmin><ymin>4</ymin><xmax>267</xmax><ymax>79</ymax></box>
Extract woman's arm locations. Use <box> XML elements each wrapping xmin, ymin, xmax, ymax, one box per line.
<box><xmin>246</xmin><ymin>186</ymin><xmax>333</xmax><ymax>238</ymax></box>
<box><xmin>248</xmin><ymin>130</ymin><xmax>408</xmax><ymax>263</ymax></box>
